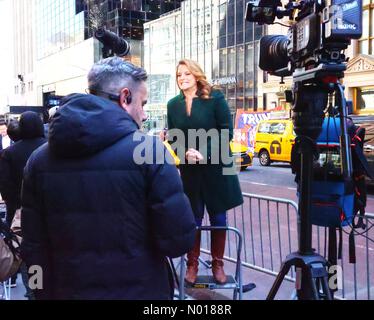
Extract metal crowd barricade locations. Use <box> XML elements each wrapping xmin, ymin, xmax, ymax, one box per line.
<box><xmin>312</xmin><ymin>213</ymin><xmax>374</xmax><ymax>300</ymax></box>
<box><xmin>204</xmin><ymin>193</ymin><xmax>374</xmax><ymax>300</ymax></box>
<box><xmin>0</xmin><ymin>280</ymin><xmax>11</xmax><ymax>300</ymax></box>
<box><xmin>178</xmin><ymin>226</ymin><xmax>245</xmax><ymax>300</ymax></box>
<box><xmin>210</xmin><ymin>193</ymin><xmax>299</xmax><ymax>283</ymax></box>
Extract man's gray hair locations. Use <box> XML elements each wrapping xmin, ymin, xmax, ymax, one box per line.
<box><xmin>87</xmin><ymin>56</ymin><xmax>147</xmax><ymax>95</ymax></box>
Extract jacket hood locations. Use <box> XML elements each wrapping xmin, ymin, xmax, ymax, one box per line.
<box><xmin>49</xmin><ymin>93</ymin><xmax>138</xmax><ymax>158</ymax></box>
<box><xmin>19</xmin><ymin>111</ymin><xmax>45</xmax><ymax>139</ymax></box>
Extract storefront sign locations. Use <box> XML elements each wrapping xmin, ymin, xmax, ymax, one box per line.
<box><xmin>212</xmin><ymin>76</ymin><xmax>237</xmax><ymax>86</ymax></box>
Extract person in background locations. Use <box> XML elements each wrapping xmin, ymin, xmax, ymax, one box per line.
<box><xmin>167</xmin><ymin>59</ymin><xmax>243</xmax><ymax>285</ymax></box>
<box><xmin>20</xmin><ymin>57</ymin><xmax>196</xmax><ymax>300</ymax></box>
<box><xmin>0</xmin><ymin>118</ymin><xmax>11</xmax><ymax>153</ymax></box>
<box><xmin>0</xmin><ymin>112</ymin><xmax>46</xmax><ymax>228</ymax></box>
<box><xmin>7</xmin><ymin>119</ymin><xmax>21</xmax><ymax>144</ymax></box>
<box><xmin>0</xmin><ymin>111</ymin><xmax>45</xmax><ymax>297</ymax></box>
<box><xmin>43</xmin><ymin>106</ymin><xmax>59</xmax><ymax>138</ymax></box>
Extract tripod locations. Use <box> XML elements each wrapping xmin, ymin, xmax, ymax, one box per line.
<box><xmin>267</xmin><ymin>65</ymin><xmax>352</xmax><ymax>300</ymax></box>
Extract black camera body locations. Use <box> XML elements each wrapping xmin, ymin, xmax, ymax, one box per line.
<box><xmin>246</xmin><ymin>0</ymin><xmax>362</xmax><ymax>77</ymax></box>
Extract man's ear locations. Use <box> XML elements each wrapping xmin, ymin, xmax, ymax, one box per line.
<box><xmin>119</xmin><ymin>88</ymin><xmax>131</xmax><ymax>106</ymax></box>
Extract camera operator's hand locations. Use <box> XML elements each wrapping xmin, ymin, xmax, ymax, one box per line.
<box><xmin>186</xmin><ymin>148</ymin><xmax>204</xmax><ymax>164</ymax></box>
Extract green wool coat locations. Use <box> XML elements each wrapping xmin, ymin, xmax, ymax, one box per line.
<box><xmin>167</xmin><ymin>89</ymin><xmax>243</xmax><ymax>215</ymax></box>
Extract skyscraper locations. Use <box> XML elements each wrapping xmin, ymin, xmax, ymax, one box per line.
<box><xmin>33</xmin><ymin>0</ymin><xmax>182</xmax><ymax>106</ymax></box>
<box><xmin>76</xmin><ymin>0</ymin><xmax>182</xmax><ymax>40</ymax></box>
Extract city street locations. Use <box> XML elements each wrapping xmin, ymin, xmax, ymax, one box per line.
<box><xmin>239</xmin><ymin>158</ymin><xmax>297</xmax><ymax>200</ymax></box>
<box><xmin>239</xmin><ymin>158</ymin><xmax>374</xmax><ymax>215</ymax></box>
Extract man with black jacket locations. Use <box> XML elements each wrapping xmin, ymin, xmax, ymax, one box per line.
<box><xmin>0</xmin><ymin>111</ymin><xmax>46</xmax><ymax>295</ymax></box>
<box><xmin>0</xmin><ymin>112</ymin><xmax>46</xmax><ymax>227</ymax></box>
<box><xmin>20</xmin><ymin>57</ymin><xmax>196</xmax><ymax>300</ymax></box>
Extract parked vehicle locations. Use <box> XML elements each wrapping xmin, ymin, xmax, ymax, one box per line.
<box><xmin>230</xmin><ymin>141</ymin><xmax>253</xmax><ymax>170</ymax></box>
<box><xmin>254</xmin><ymin>119</ymin><xmax>295</xmax><ymax>166</ymax></box>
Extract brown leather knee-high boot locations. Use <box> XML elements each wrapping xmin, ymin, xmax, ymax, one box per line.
<box><xmin>211</xmin><ymin>230</ymin><xmax>227</xmax><ymax>284</ymax></box>
<box><xmin>185</xmin><ymin>230</ymin><xmax>201</xmax><ymax>284</ymax></box>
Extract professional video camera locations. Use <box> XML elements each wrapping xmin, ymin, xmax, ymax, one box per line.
<box><xmin>94</xmin><ymin>27</ymin><xmax>130</xmax><ymax>58</ymax></box>
<box><xmin>246</xmin><ymin>0</ymin><xmax>362</xmax><ymax>77</ymax></box>
<box><xmin>246</xmin><ymin>0</ymin><xmax>363</xmax><ymax>300</ymax></box>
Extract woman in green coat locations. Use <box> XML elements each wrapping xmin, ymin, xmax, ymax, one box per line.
<box><xmin>167</xmin><ymin>59</ymin><xmax>243</xmax><ymax>284</ymax></box>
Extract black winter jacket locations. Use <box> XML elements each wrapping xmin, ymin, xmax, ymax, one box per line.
<box><xmin>0</xmin><ymin>111</ymin><xmax>46</xmax><ymax>209</ymax></box>
<box><xmin>20</xmin><ymin>94</ymin><xmax>196</xmax><ymax>300</ymax></box>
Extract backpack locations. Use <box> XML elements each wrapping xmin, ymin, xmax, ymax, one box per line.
<box><xmin>291</xmin><ymin>117</ymin><xmax>373</xmax><ymax>263</ymax></box>
<box><xmin>311</xmin><ymin>117</ymin><xmax>373</xmax><ymax>227</ymax></box>
<box><xmin>0</xmin><ymin>219</ymin><xmax>22</xmax><ymax>282</ymax></box>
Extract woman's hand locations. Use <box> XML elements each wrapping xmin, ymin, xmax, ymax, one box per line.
<box><xmin>159</xmin><ymin>129</ymin><xmax>167</xmax><ymax>142</ymax></box>
<box><xmin>186</xmin><ymin>148</ymin><xmax>204</xmax><ymax>164</ymax></box>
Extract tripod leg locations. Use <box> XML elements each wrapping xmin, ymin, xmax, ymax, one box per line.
<box><xmin>304</xmin><ymin>263</ymin><xmax>333</xmax><ymax>300</ymax></box>
<box><xmin>310</xmin><ymin>272</ymin><xmax>320</xmax><ymax>300</ymax></box>
<box><xmin>297</xmin><ymin>265</ymin><xmax>316</xmax><ymax>300</ymax></box>
<box><xmin>267</xmin><ymin>262</ymin><xmax>292</xmax><ymax>300</ymax></box>
<box><xmin>320</xmin><ymin>275</ymin><xmax>333</xmax><ymax>300</ymax></box>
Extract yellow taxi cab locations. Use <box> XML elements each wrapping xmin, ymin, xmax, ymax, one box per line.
<box><xmin>230</xmin><ymin>141</ymin><xmax>253</xmax><ymax>170</ymax></box>
<box><xmin>254</xmin><ymin>119</ymin><xmax>295</xmax><ymax>166</ymax></box>
<box><xmin>163</xmin><ymin>141</ymin><xmax>253</xmax><ymax>170</ymax></box>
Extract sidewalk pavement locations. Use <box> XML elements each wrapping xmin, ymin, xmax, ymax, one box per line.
<box><xmin>1</xmin><ymin>273</ymin><xmax>27</xmax><ymax>300</ymax></box>
<box><xmin>2</xmin><ymin>254</ymin><xmax>295</xmax><ymax>300</ymax></box>
<box><xmin>174</xmin><ymin>252</ymin><xmax>295</xmax><ymax>300</ymax></box>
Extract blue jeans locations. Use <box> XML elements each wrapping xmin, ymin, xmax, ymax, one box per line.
<box><xmin>194</xmin><ymin>200</ymin><xmax>227</xmax><ymax>227</ymax></box>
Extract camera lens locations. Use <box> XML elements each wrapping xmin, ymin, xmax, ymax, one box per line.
<box><xmin>259</xmin><ymin>35</ymin><xmax>289</xmax><ymax>72</ymax></box>
<box><xmin>94</xmin><ymin>28</ymin><xmax>130</xmax><ymax>57</ymax></box>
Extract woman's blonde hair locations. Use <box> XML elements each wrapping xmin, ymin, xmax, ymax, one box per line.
<box><xmin>176</xmin><ymin>59</ymin><xmax>212</xmax><ymax>99</ymax></box>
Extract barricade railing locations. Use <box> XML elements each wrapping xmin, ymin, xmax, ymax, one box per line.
<box><xmin>200</xmin><ymin>193</ymin><xmax>374</xmax><ymax>300</ymax></box>
<box><xmin>312</xmin><ymin>213</ymin><xmax>374</xmax><ymax>300</ymax></box>
<box><xmin>0</xmin><ymin>280</ymin><xmax>11</xmax><ymax>300</ymax></box>
<box><xmin>178</xmin><ymin>226</ymin><xmax>244</xmax><ymax>300</ymax></box>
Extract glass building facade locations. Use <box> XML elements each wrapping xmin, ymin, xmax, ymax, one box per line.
<box><xmin>75</xmin><ymin>0</ymin><xmax>183</xmax><ymax>40</ymax></box>
<box><xmin>143</xmin><ymin>0</ymin><xmax>263</xmax><ymax>129</ymax></box>
<box><xmin>35</xmin><ymin>0</ymin><xmax>183</xmax><ymax>105</ymax></box>
<box><xmin>36</xmin><ymin>0</ymin><xmax>85</xmax><ymax>59</ymax></box>
<box><xmin>215</xmin><ymin>0</ymin><xmax>263</xmax><ymax>111</ymax></box>
<box><xmin>36</xmin><ymin>0</ymin><xmax>183</xmax><ymax>60</ymax></box>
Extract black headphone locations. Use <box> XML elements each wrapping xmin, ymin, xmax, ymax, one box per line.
<box><xmin>89</xmin><ymin>88</ymin><xmax>132</xmax><ymax>105</ymax></box>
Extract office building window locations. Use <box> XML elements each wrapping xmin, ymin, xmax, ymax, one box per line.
<box><xmin>144</xmin><ymin>0</ymin><xmax>264</xmax><ymax>119</ymax></box>
<box><xmin>355</xmin><ymin>87</ymin><xmax>374</xmax><ymax>111</ymax></box>
<box><xmin>359</xmin><ymin>0</ymin><xmax>374</xmax><ymax>54</ymax></box>
<box><xmin>36</xmin><ymin>0</ymin><xmax>85</xmax><ymax>59</ymax></box>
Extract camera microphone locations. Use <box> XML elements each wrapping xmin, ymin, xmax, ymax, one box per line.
<box><xmin>94</xmin><ymin>28</ymin><xmax>130</xmax><ymax>57</ymax></box>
